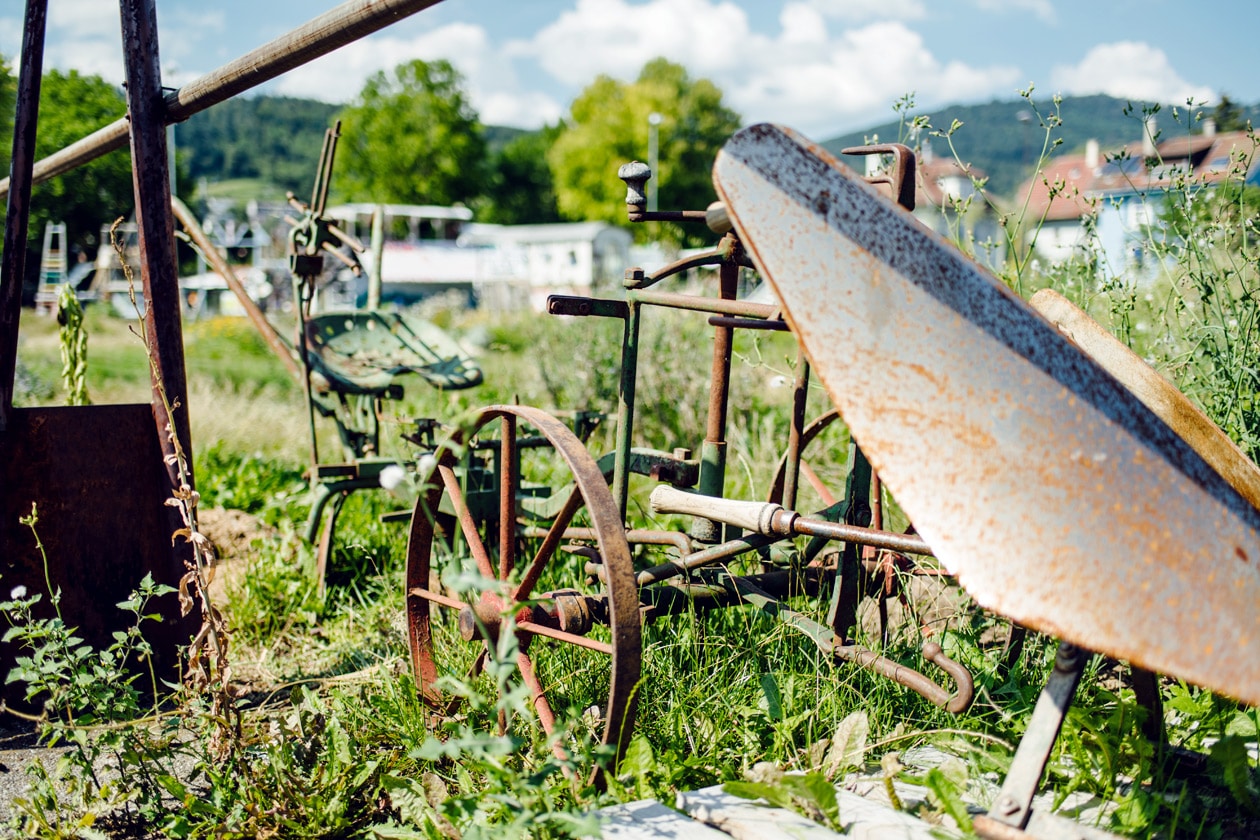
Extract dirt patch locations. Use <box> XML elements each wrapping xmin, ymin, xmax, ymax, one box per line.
<box><xmin>196</xmin><ymin>507</ymin><xmax>275</xmax><ymax>604</ymax></box>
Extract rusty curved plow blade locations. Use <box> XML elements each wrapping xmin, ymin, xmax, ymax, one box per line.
<box><xmin>713</xmin><ymin>123</ymin><xmax>1260</xmax><ymax>707</ymax></box>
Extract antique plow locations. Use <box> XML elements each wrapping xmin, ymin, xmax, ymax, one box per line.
<box><xmin>403</xmin><ymin>141</ymin><xmax>975</xmax><ymax>777</ymax></box>
<box><xmin>712</xmin><ymin>123</ymin><xmax>1260</xmax><ymax>839</ymax></box>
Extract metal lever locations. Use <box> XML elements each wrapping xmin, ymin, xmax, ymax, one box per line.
<box><xmin>841</xmin><ymin>143</ymin><xmax>916</xmax><ymax>211</ymax></box>
<box><xmin>735</xmin><ymin>575</ymin><xmax>974</xmax><ymax>714</ymax></box>
<box><xmin>618</xmin><ymin>160</ymin><xmax>651</xmax><ymax>212</ymax></box>
<box><xmin>617</xmin><ymin>160</ymin><xmax>708</xmax><ymax>224</ymax></box>
<box><xmin>649</xmin><ymin>485</ymin><xmax>933</xmax><ymax>556</ymax></box>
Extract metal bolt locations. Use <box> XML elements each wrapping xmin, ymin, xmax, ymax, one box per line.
<box><xmin>995</xmin><ymin>794</ymin><xmax>1020</xmax><ymax>816</ymax></box>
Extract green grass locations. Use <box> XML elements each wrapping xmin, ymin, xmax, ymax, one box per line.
<box><xmin>8</xmin><ymin>135</ymin><xmax>1260</xmax><ymax>836</ymax></box>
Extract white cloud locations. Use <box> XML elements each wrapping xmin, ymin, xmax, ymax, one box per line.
<box><xmin>272</xmin><ymin>21</ymin><xmax>565</xmax><ymax>129</ymax></box>
<box><xmin>805</xmin><ymin>0</ymin><xmax>927</xmax><ymax>21</ymax></box>
<box><xmin>519</xmin><ymin>0</ymin><xmax>1018</xmax><ymax>138</ymax></box>
<box><xmin>1051</xmin><ymin>42</ymin><xmax>1216</xmax><ymax>105</ymax></box>
<box><xmin>48</xmin><ymin>0</ymin><xmax>119</xmax><ymax>40</ymax></box>
<box><xmin>528</xmin><ymin>0</ymin><xmax>751</xmax><ymax>85</ymax></box>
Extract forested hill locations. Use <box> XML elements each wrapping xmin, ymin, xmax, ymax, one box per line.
<box><xmin>178</xmin><ymin>95</ymin><xmax>527</xmax><ymax>194</ymax></box>
<box><xmin>822</xmin><ymin>94</ymin><xmax>1260</xmax><ymax>199</ymax></box>
<box><xmin>178</xmin><ymin>96</ymin><xmax>340</xmax><ymax>189</ymax></box>
<box><xmin>179</xmin><ymin>93</ymin><xmax>1258</xmax><ymax>202</ymax></box>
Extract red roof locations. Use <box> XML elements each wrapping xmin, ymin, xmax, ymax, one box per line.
<box><xmin>1019</xmin><ymin>130</ymin><xmax>1260</xmax><ymax>221</ymax></box>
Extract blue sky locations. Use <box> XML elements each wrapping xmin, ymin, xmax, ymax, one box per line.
<box><xmin>4</xmin><ymin>0</ymin><xmax>1256</xmax><ymax>141</ymax></box>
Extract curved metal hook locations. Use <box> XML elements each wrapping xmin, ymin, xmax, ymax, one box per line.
<box><xmin>838</xmin><ymin>640</ymin><xmax>975</xmax><ymax>714</ymax></box>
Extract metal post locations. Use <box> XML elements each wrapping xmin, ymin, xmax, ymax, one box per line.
<box><xmin>119</xmin><ymin>0</ymin><xmax>193</xmax><ymax>497</ymax></box>
<box><xmin>647</xmin><ymin>112</ymin><xmax>662</xmax><ymax>213</ymax></box>
<box><xmin>0</xmin><ymin>0</ymin><xmax>49</xmax><ymax>431</ymax></box>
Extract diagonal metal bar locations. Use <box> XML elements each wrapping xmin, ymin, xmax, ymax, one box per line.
<box><xmin>513</xmin><ymin>484</ymin><xmax>585</xmax><ymax>603</ymax></box>
<box><xmin>0</xmin><ymin>0</ymin><xmax>48</xmax><ymax>431</ymax></box>
<box><xmin>440</xmin><ymin>464</ymin><xmax>496</xmax><ymax>579</ymax></box>
<box><xmin>0</xmin><ymin>0</ymin><xmax>448</xmax><ymax>201</ymax></box>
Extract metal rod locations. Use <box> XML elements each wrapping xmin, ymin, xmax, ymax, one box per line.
<box><xmin>121</xmin><ymin>0</ymin><xmax>191</xmax><ymax>477</ymax></box>
<box><xmin>0</xmin><ymin>0</ymin><xmax>49</xmax><ymax>430</ymax></box>
<box><xmin>170</xmin><ymin>196</ymin><xmax>300</xmax><ymax>379</ymax></box>
<box><xmin>631</xmin><ymin>289</ymin><xmax>774</xmax><ymax>319</ymax></box>
<box><xmin>0</xmin><ymin>0</ymin><xmax>448</xmax><ymax>200</ymax></box>
<box><xmin>782</xmin><ymin>354</ymin><xmax>810</xmax><ymax>510</ymax></box>
<box><xmin>120</xmin><ymin>0</ymin><xmax>197</xmax><ymax>622</ymax></box>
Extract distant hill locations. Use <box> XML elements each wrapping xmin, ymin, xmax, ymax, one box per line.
<box><xmin>179</xmin><ymin>96</ymin><xmax>341</xmax><ymax>192</ymax></box>
<box><xmin>180</xmin><ymin>95</ymin><xmax>532</xmax><ymax>198</ymax></box>
<box><xmin>822</xmin><ymin>94</ymin><xmax>1260</xmax><ymax>199</ymax></box>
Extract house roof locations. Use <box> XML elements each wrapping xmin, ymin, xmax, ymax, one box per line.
<box><xmin>1019</xmin><ymin>129</ymin><xmax>1260</xmax><ymax>221</ymax></box>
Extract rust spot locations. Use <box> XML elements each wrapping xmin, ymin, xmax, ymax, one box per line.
<box><xmin>1236</xmin><ymin>546</ymin><xmax>1249</xmax><ymax>564</ymax></box>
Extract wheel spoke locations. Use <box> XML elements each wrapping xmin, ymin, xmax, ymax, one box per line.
<box><xmin>409</xmin><ymin>586</ymin><xmax>465</xmax><ymax>612</ymax></box>
<box><xmin>801</xmin><ymin>460</ymin><xmax>837</xmax><ymax>507</ymax></box>
<box><xmin>513</xmin><ymin>483</ymin><xmax>584</xmax><ymax>602</ymax></box>
<box><xmin>440</xmin><ymin>463</ymin><xmax>495</xmax><ymax>579</ymax></box>
<box><xmin>516</xmin><ymin>651</ymin><xmax>562</xmax><ymax>743</ymax></box>
<box><xmin>517</xmin><ymin>619</ymin><xmax>613</xmax><ymax>655</ymax></box>
<box><xmin>499</xmin><ymin>415</ymin><xmax>518</xmax><ymax>581</ymax></box>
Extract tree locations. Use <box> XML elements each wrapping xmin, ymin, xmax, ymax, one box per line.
<box><xmin>1213</xmin><ymin>94</ymin><xmax>1251</xmax><ymax>133</ymax></box>
<box><xmin>0</xmin><ymin>54</ymin><xmax>15</xmax><ymax>184</ymax></box>
<box><xmin>30</xmin><ymin>70</ymin><xmax>134</xmax><ymax>265</ymax></box>
<box><xmin>547</xmin><ymin>58</ymin><xmax>741</xmax><ymax>245</ymax></box>
<box><xmin>478</xmin><ymin>127</ymin><xmax>562</xmax><ymax>225</ymax></box>
<box><xmin>335</xmin><ymin>59</ymin><xmax>487</xmax><ymax>206</ymax></box>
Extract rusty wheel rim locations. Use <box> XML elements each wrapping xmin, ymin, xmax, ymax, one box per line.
<box><xmin>767</xmin><ymin>408</ymin><xmax>847</xmax><ymax>508</ymax></box>
<box><xmin>404</xmin><ymin>405</ymin><xmax>641</xmax><ymax>775</ymax></box>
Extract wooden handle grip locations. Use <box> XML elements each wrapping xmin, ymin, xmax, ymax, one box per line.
<box><xmin>649</xmin><ymin>485</ymin><xmax>785</xmax><ymax>535</ymax></box>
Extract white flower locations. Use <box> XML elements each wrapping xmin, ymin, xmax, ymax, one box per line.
<box><xmin>379</xmin><ymin>464</ymin><xmax>407</xmax><ymax>491</ymax></box>
<box><xmin>9</xmin><ymin>585</ymin><xmax>27</xmax><ymax>599</ymax></box>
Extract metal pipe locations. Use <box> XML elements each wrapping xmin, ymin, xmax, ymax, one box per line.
<box><xmin>0</xmin><ymin>0</ymin><xmax>48</xmax><ymax>430</ymax></box>
<box><xmin>121</xmin><ymin>0</ymin><xmax>191</xmax><ymax>482</ymax></box>
<box><xmin>630</xmin><ymin>289</ymin><xmax>774</xmax><ymax>319</ymax></box>
<box><xmin>690</xmin><ymin>260</ymin><xmax>740</xmax><ymax>542</ymax></box>
<box><xmin>0</xmin><ymin>0</ymin><xmax>448</xmax><ymax>200</ymax></box>
<box><xmin>171</xmin><ymin>197</ymin><xmax>301</xmax><ymax>380</ymax></box>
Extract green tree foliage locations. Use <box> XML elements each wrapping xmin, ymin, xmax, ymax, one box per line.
<box><xmin>335</xmin><ymin>59</ymin><xmax>487</xmax><ymax>206</ymax></box>
<box><xmin>30</xmin><ymin>70</ymin><xmax>133</xmax><ymax>262</ymax></box>
<box><xmin>1213</xmin><ymin>94</ymin><xmax>1252</xmax><ymax>133</ymax></box>
<box><xmin>0</xmin><ymin>53</ymin><xmax>15</xmax><ymax>183</ymax></box>
<box><xmin>178</xmin><ymin>95</ymin><xmax>340</xmax><ymax>190</ymax></box>
<box><xmin>479</xmin><ymin>126</ymin><xmax>562</xmax><ymax>225</ymax></box>
<box><xmin>547</xmin><ymin>58</ymin><xmax>741</xmax><ymax>245</ymax></box>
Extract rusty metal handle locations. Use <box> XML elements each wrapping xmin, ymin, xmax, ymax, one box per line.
<box><xmin>842</xmin><ymin>641</ymin><xmax>974</xmax><ymax>714</ymax></box>
<box><xmin>921</xmin><ymin>642</ymin><xmax>975</xmax><ymax>713</ymax></box>
<box><xmin>840</xmin><ymin>143</ymin><xmax>916</xmax><ymax>211</ymax></box>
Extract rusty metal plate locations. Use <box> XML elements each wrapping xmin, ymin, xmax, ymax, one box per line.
<box><xmin>714</xmin><ymin>123</ymin><xmax>1260</xmax><ymax>705</ymax></box>
<box><xmin>0</xmin><ymin>405</ymin><xmax>194</xmax><ymax>707</ymax></box>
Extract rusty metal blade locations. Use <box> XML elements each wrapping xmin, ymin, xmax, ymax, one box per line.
<box><xmin>714</xmin><ymin>123</ymin><xmax>1260</xmax><ymax>705</ymax></box>
<box><xmin>1030</xmin><ymin>288</ymin><xmax>1260</xmax><ymax>511</ymax></box>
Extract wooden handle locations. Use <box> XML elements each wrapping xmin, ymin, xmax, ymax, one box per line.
<box><xmin>649</xmin><ymin>485</ymin><xmax>787</xmax><ymax>535</ymax></box>
<box><xmin>1031</xmin><ymin>288</ymin><xmax>1260</xmax><ymax>510</ymax></box>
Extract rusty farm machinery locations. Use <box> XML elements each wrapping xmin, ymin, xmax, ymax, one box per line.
<box><xmin>6</xmin><ymin>0</ymin><xmax>1260</xmax><ymax>833</ymax></box>
<box><xmin>397</xmin><ymin>126</ymin><xmax>1260</xmax><ymax>837</ymax></box>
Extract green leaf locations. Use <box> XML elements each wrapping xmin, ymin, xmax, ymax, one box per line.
<box><xmin>722</xmin><ymin>780</ymin><xmax>794</xmax><ymax>810</ymax></box>
<box><xmin>824</xmin><ymin>710</ymin><xmax>869</xmax><ymax>778</ymax></box>
<box><xmin>760</xmin><ymin>673</ymin><xmax>783</xmax><ymax>722</ymax></box>
<box><xmin>619</xmin><ymin>734</ymin><xmax>656</xmax><ymax>778</ymax></box>
<box><xmin>1209</xmin><ymin>736</ymin><xmax>1260</xmax><ymax>814</ymax></box>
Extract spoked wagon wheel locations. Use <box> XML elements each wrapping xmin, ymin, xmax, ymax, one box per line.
<box><xmin>768</xmin><ymin>408</ymin><xmax>850</xmax><ymax>511</ymax></box>
<box><xmin>404</xmin><ymin>405</ymin><xmax>641</xmax><ymax>779</ymax></box>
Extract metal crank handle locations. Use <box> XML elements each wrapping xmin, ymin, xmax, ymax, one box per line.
<box><xmin>841</xmin><ymin>642</ymin><xmax>975</xmax><ymax>714</ymax></box>
<box><xmin>649</xmin><ymin>485</ymin><xmax>794</xmax><ymax>536</ymax></box>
